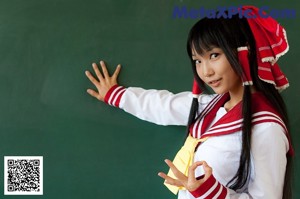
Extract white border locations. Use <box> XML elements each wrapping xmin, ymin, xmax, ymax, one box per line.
<box><xmin>4</xmin><ymin>156</ymin><xmax>43</xmax><ymax>195</ymax></box>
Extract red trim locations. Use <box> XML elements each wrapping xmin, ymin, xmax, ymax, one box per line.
<box><xmin>114</xmin><ymin>89</ymin><xmax>126</xmax><ymax>107</ymax></box>
<box><xmin>104</xmin><ymin>85</ymin><xmax>119</xmax><ymax>104</ymax></box>
<box><xmin>192</xmin><ymin>120</ymin><xmax>200</xmax><ymax>138</ymax></box>
<box><xmin>103</xmin><ymin>85</ymin><xmax>126</xmax><ymax>107</ymax></box>
<box><xmin>219</xmin><ymin>185</ymin><xmax>228</xmax><ymax>198</ymax></box>
<box><xmin>188</xmin><ymin>92</ymin><xmax>294</xmax><ymax>156</ymax></box>
<box><xmin>190</xmin><ymin>175</ymin><xmax>215</xmax><ymax>198</ymax></box>
<box><xmin>189</xmin><ymin>94</ymin><xmax>226</xmax><ymax>137</ymax></box>
<box><xmin>207</xmin><ymin>121</ymin><xmax>243</xmax><ymax>132</ymax></box>
<box><xmin>189</xmin><ymin>175</ymin><xmax>228</xmax><ymax>198</ymax></box>
<box><xmin>201</xmin><ymin>94</ymin><xmax>229</xmax><ymax>134</ymax></box>
<box><xmin>206</xmin><ymin>183</ymin><xmax>221</xmax><ymax>198</ymax></box>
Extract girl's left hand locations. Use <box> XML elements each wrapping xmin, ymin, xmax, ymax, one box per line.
<box><xmin>158</xmin><ymin>159</ymin><xmax>212</xmax><ymax>192</ymax></box>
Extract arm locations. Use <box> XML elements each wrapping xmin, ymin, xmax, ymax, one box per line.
<box><xmin>105</xmin><ymin>85</ymin><xmax>192</xmax><ymax>125</ymax></box>
<box><xmin>85</xmin><ymin>61</ymin><xmax>193</xmax><ymax>126</ymax></box>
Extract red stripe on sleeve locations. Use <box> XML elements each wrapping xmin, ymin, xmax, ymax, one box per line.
<box><xmin>189</xmin><ymin>175</ymin><xmax>228</xmax><ymax>198</ymax></box>
<box><xmin>114</xmin><ymin>89</ymin><xmax>126</xmax><ymax>107</ymax></box>
<box><xmin>104</xmin><ymin>85</ymin><xmax>119</xmax><ymax>104</ymax></box>
<box><xmin>190</xmin><ymin>175</ymin><xmax>216</xmax><ymax>197</ymax></box>
<box><xmin>219</xmin><ymin>185</ymin><xmax>228</xmax><ymax>198</ymax></box>
<box><xmin>205</xmin><ymin>182</ymin><xmax>221</xmax><ymax>198</ymax></box>
<box><xmin>104</xmin><ymin>85</ymin><xmax>126</xmax><ymax>107</ymax></box>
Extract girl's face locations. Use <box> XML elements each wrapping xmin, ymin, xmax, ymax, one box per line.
<box><xmin>192</xmin><ymin>47</ymin><xmax>243</xmax><ymax>95</ymax></box>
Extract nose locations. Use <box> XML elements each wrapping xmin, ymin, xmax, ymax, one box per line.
<box><xmin>202</xmin><ymin>62</ymin><xmax>214</xmax><ymax>77</ymax></box>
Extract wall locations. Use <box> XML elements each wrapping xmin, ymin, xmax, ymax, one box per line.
<box><xmin>0</xmin><ymin>1</ymin><xmax>299</xmax><ymax>198</ymax></box>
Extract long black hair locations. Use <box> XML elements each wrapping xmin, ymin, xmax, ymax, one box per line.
<box><xmin>186</xmin><ymin>15</ymin><xmax>293</xmax><ymax>198</ymax></box>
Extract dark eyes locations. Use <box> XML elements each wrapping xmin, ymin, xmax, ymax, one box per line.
<box><xmin>210</xmin><ymin>53</ymin><xmax>219</xmax><ymax>59</ymax></box>
<box><xmin>193</xmin><ymin>53</ymin><xmax>220</xmax><ymax>64</ymax></box>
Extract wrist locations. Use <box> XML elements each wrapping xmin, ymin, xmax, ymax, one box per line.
<box><xmin>189</xmin><ymin>174</ymin><xmax>228</xmax><ymax>198</ymax></box>
<box><xmin>104</xmin><ymin>85</ymin><xmax>126</xmax><ymax>107</ymax></box>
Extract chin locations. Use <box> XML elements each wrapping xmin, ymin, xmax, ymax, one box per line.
<box><xmin>212</xmin><ymin>88</ymin><xmax>228</xmax><ymax>94</ymax></box>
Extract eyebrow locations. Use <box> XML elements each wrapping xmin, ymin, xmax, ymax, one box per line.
<box><xmin>192</xmin><ymin>47</ymin><xmax>220</xmax><ymax>57</ymax></box>
<box><xmin>192</xmin><ymin>53</ymin><xmax>202</xmax><ymax>57</ymax></box>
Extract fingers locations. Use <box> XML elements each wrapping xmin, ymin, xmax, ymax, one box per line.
<box><xmin>92</xmin><ymin>62</ymin><xmax>105</xmax><ymax>82</ymax></box>
<box><xmin>85</xmin><ymin>60</ymin><xmax>121</xmax><ymax>101</ymax></box>
<box><xmin>88</xmin><ymin>61</ymin><xmax>120</xmax><ymax>82</ymax></box>
<box><xmin>112</xmin><ymin>64</ymin><xmax>121</xmax><ymax>79</ymax></box>
<box><xmin>100</xmin><ymin>61</ymin><xmax>110</xmax><ymax>79</ymax></box>
<box><xmin>164</xmin><ymin>159</ymin><xmax>187</xmax><ymax>181</ymax></box>
<box><xmin>188</xmin><ymin>161</ymin><xmax>204</xmax><ymax>180</ymax></box>
<box><xmin>157</xmin><ymin>159</ymin><xmax>186</xmax><ymax>188</ymax></box>
<box><xmin>185</xmin><ymin>161</ymin><xmax>212</xmax><ymax>191</ymax></box>
<box><xmin>189</xmin><ymin>161</ymin><xmax>212</xmax><ymax>178</ymax></box>
<box><xmin>158</xmin><ymin>172</ymin><xmax>183</xmax><ymax>187</ymax></box>
<box><xmin>86</xmin><ymin>89</ymin><xmax>102</xmax><ymax>101</ymax></box>
<box><xmin>85</xmin><ymin>70</ymin><xmax>100</xmax><ymax>86</ymax></box>
<box><xmin>202</xmin><ymin>161</ymin><xmax>212</xmax><ymax>180</ymax></box>
<box><xmin>158</xmin><ymin>159</ymin><xmax>213</xmax><ymax>192</ymax></box>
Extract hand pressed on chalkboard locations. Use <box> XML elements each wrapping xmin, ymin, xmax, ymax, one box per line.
<box><xmin>85</xmin><ymin>61</ymin><xmax>121</xmax><ymax>101</ymax></box>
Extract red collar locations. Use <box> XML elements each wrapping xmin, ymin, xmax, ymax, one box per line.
<box><xmin>189</xmin><ymin>92</ymin><xmax>293</xmax><ymax>156</ymax></box>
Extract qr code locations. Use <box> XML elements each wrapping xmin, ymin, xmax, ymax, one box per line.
<box><xmin>4</xmin><ymin>156</ymin><xmax>43</xmax><ymax>195</ymax></box>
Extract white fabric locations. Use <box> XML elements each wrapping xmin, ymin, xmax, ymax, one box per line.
<box><xmin>119</xmin><ymin>87</ymin><xmax>289</xmax><ymax>199</ymax></box>
<box><xmin>120</xmin><ymin>87</ymin><xmax>215</xmax><ymax>126</ymax></box>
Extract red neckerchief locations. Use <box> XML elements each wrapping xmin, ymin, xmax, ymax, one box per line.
<box><xmin>189</xmin><ymin>92</ymin><xmax>294</xmax><ymax>156</ymax></box>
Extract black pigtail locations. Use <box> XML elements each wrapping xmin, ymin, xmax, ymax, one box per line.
<box><xmin>186</xmin><ymin>98</ymin><xmax>199</xmax><ymax>134</ymax></box>
<box><xmin>227</xmin><ymin>85</ymin><xmax>252</xmax><ymax>190</ymax></box>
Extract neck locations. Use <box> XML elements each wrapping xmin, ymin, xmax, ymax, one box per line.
<box><xmin>224</xmin><ymin>84</ymin><xmax>244</xmax><ymax>111</ymax></box>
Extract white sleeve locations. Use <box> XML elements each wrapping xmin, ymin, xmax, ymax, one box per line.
<box><xmin>228</xmin><ymin>122</ymin><xmax>289</xmax><ymax>199</ymax></box>
<box><xmin>119</xmin><ymin>87</ymin><xmax>193</xmax><ymax>126</ymax></box>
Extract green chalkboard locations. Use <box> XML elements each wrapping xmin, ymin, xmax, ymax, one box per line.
<box><xmin>0</xmin><ymin>1</ymin><xmax>299</xmax><ymax>198</ymax></box>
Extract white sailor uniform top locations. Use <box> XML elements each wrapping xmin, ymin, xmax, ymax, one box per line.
<box><xmin>104</xmin><ymin>85</ymin><xmax>291</xmax><ymax>199</ymax></box>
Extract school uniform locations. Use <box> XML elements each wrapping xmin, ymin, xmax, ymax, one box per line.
<box><xmin>104</xmin><ymin>85</ymin><xmax>290</xmax><ymax>199</ymax></box>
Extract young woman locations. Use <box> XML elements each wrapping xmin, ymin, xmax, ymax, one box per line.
<box><xmin>85</xmin><ymin>6</ymin><xmax>294</xmax><ymax>199</ymax></box>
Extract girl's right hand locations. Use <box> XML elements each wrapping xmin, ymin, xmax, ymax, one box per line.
<box><xmin>85</xmin><ymin>61</ymin><xmax>121</xmax><ymax>102</ymax></box>
<box><xmin>158</xmin><ymin>160</ymin><xmax>212</xmax><ymax>192</ymax></box>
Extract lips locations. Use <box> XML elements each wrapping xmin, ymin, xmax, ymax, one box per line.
<box><xmin>208</xmin><ymin>78</ymin><xmax>222</xmax><ymax>86</ymax></box>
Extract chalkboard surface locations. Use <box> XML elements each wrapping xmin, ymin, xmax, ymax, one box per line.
<box><xmin>0</xmin><ymin>1</ymin><xmax>299</xmax><ymax>198</ymax></box>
